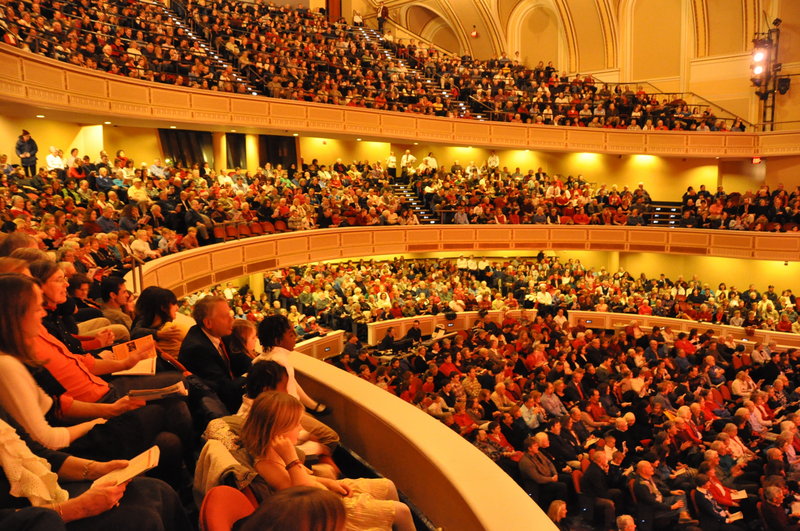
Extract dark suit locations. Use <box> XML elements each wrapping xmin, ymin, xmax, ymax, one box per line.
<box><xmin>581</xmin><ymin>462</ymin><xmax>622</xmax><ymax>529</ymax></box>
<box><xmin>761</xmin><ymin>500</ymin><xmax>800</xmax><ymax>531</ymax></box>
<box><xmin>178</xmin><ymin>325</ymin><xmax>250</xmax><ymax>414</ymax></box>
<box><xmin>693</xmin><ymin>489</ymin><xmax>745</xmax><ymax>531</ymax></box>
<box><xmin>632</xmin><ymin>475</ymin><xmax>680</xmax><ymax>531</ymax></box>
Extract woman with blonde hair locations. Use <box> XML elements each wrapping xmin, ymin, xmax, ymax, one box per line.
<box><xmin>240</xmin><ymin>391</ymin><xmax>414</xmax><ymax>531</ymax></box>
<box><xmin>546</xmin><ymin>499</ymin><xmax>569</xmax><ymax>530</ymax></box>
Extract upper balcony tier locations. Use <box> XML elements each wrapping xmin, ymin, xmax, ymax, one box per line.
<box><xmin>2</xmin><ymin>45</ymin><xmax>799</xmax><ymax>158</ymax></box>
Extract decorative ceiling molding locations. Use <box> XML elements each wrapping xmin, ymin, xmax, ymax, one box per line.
<box><xmin>553</xmin><ymin>0</ymin><xmax>579</xmax><ymax>72</ymax></box>
<box><xmin>691</xmin><ymin>0</ymin><xmax>709</xmax><ymax>58</ymax></box>
<box><xmin>595</xmin><ymin>0</ymin><xmax>618</xmax><ymax>69</ymax></box>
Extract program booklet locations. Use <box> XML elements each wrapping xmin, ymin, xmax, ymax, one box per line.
<box><xmin>127</xmin><ymin>381</ymin><xmax>188</xmax><ymax>402</ymax></box>
<box><xmin>110</xmin><ymin>336</ymin><xmax>157</xmax><ymax>376</ymax></box>
<box><xmin>93</xmin><ymin>446</ymin><xmax>160</xmax><ymax>486</ymax></box>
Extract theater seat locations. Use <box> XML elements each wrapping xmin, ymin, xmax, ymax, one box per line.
<box><xmin>261</xmin><ymin>221</ymin><xmax>276</xmax><ymax>234</ymax></box>
<box><xmin>249</xmin><ymin>222</ymin><xmax>263</xmax><ymax>235</ymax></box>
<box><xmin>199</xmin><ymin>486</ymin><xmax>256</xmax><ymax>531</ymax></box>
<box><xmin>274</xmin><ymin>220</ymin><xmax>288</xmax><ymax>232</ymax></box>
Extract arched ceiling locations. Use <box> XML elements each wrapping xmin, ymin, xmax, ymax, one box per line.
<box><xmin>364</xmin><ymin>0</ymin><xmax>784</xmax><ymax>75</ymax></box>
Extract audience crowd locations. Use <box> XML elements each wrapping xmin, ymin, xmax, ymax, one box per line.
<box><xmin>0</xmin><ymin>0</ymin><xmax>253</xmax><ymax>92</ymax></box>
<box><xmin>197</xmin><ymin>253</ymin><xmax>800</xmax><ymax>349</ymax></box>
<box><xmin>320</xmin><ymin>283</ymin><xmax>800</xmax><ymax>530</ymax></box>
<box><xmin>1</xmin><ymin>0</ymin><xmax>748</xmax><ymax>130</ymax></box>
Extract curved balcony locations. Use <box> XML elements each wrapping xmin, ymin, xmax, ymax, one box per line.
<box><xmin>129</xmin><ymin>225</ymin><xmax>800</xmax><ymax>299</ymax></box>
<box><xmin>125</xmin><ymin>224</ymin><xmax>799</xmax><ymax>530</ymax></box>
<box><xmin>3</xmin><ymin>45</ymin><xmax>799</xmax><ymax>157</ymax></box>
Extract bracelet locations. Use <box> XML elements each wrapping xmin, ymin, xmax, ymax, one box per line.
<box><xmin>285</xmin><ymin>459</ymin><xmax>302</xmax><ymax>471</ymax></box>
<box><xmin>81</xmin><ymin>460</ymin><xmax>94</xmax><ymax>480</ymax></box>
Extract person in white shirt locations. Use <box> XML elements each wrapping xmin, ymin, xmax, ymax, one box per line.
<box><xmin>487</xmin><ymin>151</ymin><xmax>500</xmax><ymax>171</ymax></box>
<box><xmin>46</xmin><ymin>146</ymin><xmax>65</xmax><ymax>172</ymax></box>
<box><xmin>253</xmin><ymin>314</ymin><xmax>338</xmax><ymax>451</ymax></box>
<box><xmin>400</xmin><ymin>150</ymin><xmax>416</xmax><ymax>181</ymax></box>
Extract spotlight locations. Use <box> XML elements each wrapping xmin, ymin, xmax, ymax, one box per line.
<box><xmin>753</xmin><ymin>65</ymin><xmax>764</xmax><ymax>75</ymax></box>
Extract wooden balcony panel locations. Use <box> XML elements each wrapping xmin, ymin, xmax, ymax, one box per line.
<box><xmin>343</xmin><ymin>110</ymin><xmax>382</xmax><ymax>134</ymax></box>
<box><xmin>373</xmin><ymin>228</ymin><xmax>409</xmax><ymax>245</ymax></box>
<box><xmin>0</xmin><ymin>79</ymin><xmax>26</xmax><ymax>99</ymax></box>
<box><xmin>710</xmin><ymin>233</ymin><xmax>755</xmax><ymax>249</ymax></box>
<box><xmin>211</xmin><ymin>247</ymin><xmax>245</xmax><ymax>269</ymax></box>
<box><xmin>453</xmin><ymin>121</ymin><xmax>492</xmax><ymax>144</ymax></box>
<box><xmin>68</xmin><ymin>94</ymin><xmax>110</xmax><ymax>112</ymax></box>
<box><xmin>627</xmin><ymin>228</ymin><xmax>668</xmax><ymax>244</ymax></box>
<box><xmin>475</xmin><ymin>228</ymin><xmax>512</xmax><ymax>241</ymax></box>
<box><xmin>276</xmin><ymin>236</ymin><xmax>310</xmax><ymax>256</ymax></box>
<box><xmin>667</xmin><ymin>231</ymin><xmax>710</xmax><ymax>246</ymax></box>
<box><xmin>180</xmin><ymin>254</ymin><xmax>212</xmax><ymax>280</ymax></box>
<box><xmin>754</xmin><ymin>234</ymin><xmax>800</xmax><ymax>251</ymax></box>
<box><xmin>563</xmin><ymin>130</ymin><xmax>607</xmax><ymax>151</ymax></box>
<box><xmin>276</xmin><ymin>251</ymin><xmax>311</xmax><ymax>267</ymax></box>
<box><xmin>440</xmin><ymin>228</ymin><xmax>479</xmax><ymax>241</ymax></box>
<box><xmin>191</xmin><ymin>93</ymin><xmax>231</xmax><ymax>113</ymax></box>
<box><xmin>107</xmin><ymin>80</ymin><xmax>149</xmax><ymax>104</ymax></box>
<box><xmin>65</xmin><ymin>71</ymin><xmax>107</xmax><ymax>97</ymax></box>
<box><xmin>587</xmin><ymin>228</ymin><xmax>628</xmax><ymax>242</ymax></box>
<box><xmin>21</xmin><ymin>59</ymin><xmax>65</xmax><ymax>88</ymax></box>
<box><xmin>406</xmin><ymin>228</ymin><xmax>443</xmax><ymax>244</ymax></box>
<box><xmin>231</xmin><ymin>98</ymin><xmax>269</xmax><ymax>115</ymax></box>
<box><xmin>150</xmin><ymin>88</ymin><xmax>191</xmax><ymax>109</ymax></box>
<box><xmin>110</xmin><ymin>101</ymin><xmax>155</xmax><ymax>117</ymax></box>
<box><xmin>309</xmin><ymin>233</ymin><xmax>342</xmax><ymax>251</ymax></box>
<box><xmin>549</xmin><ymin>227</ymin><xmax>589</xmax><ymax>242</ymax></box>
<box><xmin>242</xmin><ymin>241</ymin><xmax>276</xmax><ymax>263</ymax></box>
<box><xmin>710</xmin><ymin>247</ymin><xmax>754</xmax><ymax>259</ymax></box>
<box><xmin>309</xmin><ymin>248</ymin><xmax>342</xmax><ymax>262</ymax></box>
<box><xmin>269</xmin><ymin>102</ymin><xmax>308</xmax><ymax>120</ymax></box>
<box><xmin>511</xmin><ymin>227</ymin><xmax>551</xmax><ymax>241</ymax></box>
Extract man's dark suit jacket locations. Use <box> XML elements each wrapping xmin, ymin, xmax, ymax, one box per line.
<box><xmin>580</xmin><ymin>462</ymin><xmax>611</xmax><ymax>499</ymax></box>
<box><xmin>178</xmin><ymin>324</ymin><xmax>250</xmax><ymax>413</ymax></box>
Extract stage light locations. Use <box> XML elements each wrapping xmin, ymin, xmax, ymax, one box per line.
<box><xmin>753</xmin><ymin>65</ymin><xmax>764</xmax><ymax>75</ymax></box>
<box><xmin>753</xmin><ymin>51</ymin><xmax>765</xmax><ymax>62</ymax></box>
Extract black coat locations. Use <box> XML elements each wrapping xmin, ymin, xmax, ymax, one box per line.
<box><xmin>580</xmin><ymin>462</ymin><xmax>611</xmax><ymax>499</ymax></box>
<box><xmin>178</xmin><ymin>325</ymin><xmax>250</xmax><ymax>413</ymax></box>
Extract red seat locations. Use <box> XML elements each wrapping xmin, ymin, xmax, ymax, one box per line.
<box><xmin>261</xmin><ymin>221</ymin><xmax>276</xmax><ymax>234</ymax></box>
<box><xmin>237</xmin><ymin>223</ymin><xmax>251</xmax><ymax>237</ymax></box>
<box><xmin>199</xmin><ymin>486</ymin><xmax>256</xmax><ymax>531</ymax></box>
<box><xmin>249</xmin><ymin>222</ymin><xmax>263</xmax><ymax>235</ymax></box>
<box><xmin>212</xmin><ymin>225</ymin><xmax>226</xmax><ymax>241</ymax></box>
<box><xmin>225</xmin><ymin>224</ymin><xmax>239</xmax><ymax>240</ymax></box>
<box><xmin>274</xmin><ymin>220</ymin><xmax>288</xmax><ymax>232</ymax></box>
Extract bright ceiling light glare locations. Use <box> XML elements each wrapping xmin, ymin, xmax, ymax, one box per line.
<box><xmin>169</xmin><ymin>125</ymin><xmax>177</xmax><ymax>129</ymax></box>
<box><xmin>631</xmin><ymin>154</ymin><xmax>657</xmax><ymax>165</ymax></box>
<box><xmin>413</xmin><ymin>142</ymin><xmax>419</xmax><ymax>145</ymax></box>
<box><xmin>575</xmin><ymin>152</ymin><xmax>600</xmax><ymax>164</ymax></box>
<box><xmin>356</xmin><ymin>138</ymin><xmax>362</xmax><ymax>141</ymax></box>
<box><xmin>35</xmin><ymin>114</ymin><xmax>45</xmax><ymax>118</ymax></box>
<box><xmin>104</xmin><ymin>121</ymin><xmax>111</xmax><ymax>125</ymax></box>
<box><xmin>292</xmin><ymin>133</ymin><xmax>299</xmax><ymax>137</ymax></box>
<box><xmin>753</xmin><ymin>51</ymin><xmax>765</xmax><ymax>62</ymax></box>
<box><xmin>753</xmin><ymin>65</ymin><xmax>764</xmax><ymax>75</ymax></box>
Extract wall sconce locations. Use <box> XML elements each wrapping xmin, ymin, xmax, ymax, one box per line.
<box><xmin>470</xmin><ymin>25</ymin><xmax>479</xmax><ymax>38</ymax></box>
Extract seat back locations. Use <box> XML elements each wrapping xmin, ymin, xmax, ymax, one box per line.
<box><xmin>199</xmin><ymin>486</ymin><xmax>256</xmax><ymax>531</ymax></box>
<box><xmin>756</xmin><ymin>501</ymin><xmax>767</xmax><ymax>530</ymax></box>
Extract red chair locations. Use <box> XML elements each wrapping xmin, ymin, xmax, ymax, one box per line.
<box><xmin>225</xmin><ymin>223</ymin><xmax>239</xmax><ymax>240</ymax></box>
<box><xmin>274</xmin><ymin>220</ymin><xmax>288</xmax><ymax>232</ymax></box>
<box><xmin>261</xmin><ymin>221</ymin><xmax>276</xmax><ymax>234</ymax></box>
<box><xmin>249</xmin><ymin>222</ymin><xmax>263</xmax><ymax>235</ymax></box>
<box><xmin>199</xmin><ymin>486</ymin><xmax>256</xmax><ymax>531</ymax></box>
<box><xmin>237</xmin><ymin>223</ymin><xmax>251</xmax><ymax>237</ymax></box>
<box><xmin>213</xmin><ymin>225</ymin><xmax>226</xmax><ymax>241</ymax></box>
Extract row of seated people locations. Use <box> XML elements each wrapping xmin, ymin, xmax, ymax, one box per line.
<box><xmin>0</xmin><ymin>244</ymin><xmax>415</xmax><ymax>530</ymax></box>
<box><xmin>0</xmin><ymin>0</ymin><xmax>252</xmax><ymax>92</ymax></box>
<box><xmin>386</xmin><ymin>33</ymin><xmax>745</xmax><ymax>130</ymax></box>
<box><xmin>322</xmin><ymin>304</ymin><xmax>800</xmax><ymax>530</ymax></box>
<box><xmin>200</xmin><ymin>254</ymin><xmax>799</xmax><ymax>336</ymax></box>
<box><xmin>181</xmin><ymin>0</ymin><xmax>463</xmax><ymax>115</ymax></box>
<box><xmin>410</xmin><ymin>166</ymin><xmax>800</xmax><ymax>232</ymax></box>
<box><xmin>2</xmin><ymin>0</ymin><xmax>747</xmax><ymax>131</ymax></box>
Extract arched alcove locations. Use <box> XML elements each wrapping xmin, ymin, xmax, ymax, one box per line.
<box><xmin>507</xmin><ymin>1</ymin><xmax>568</xmax><ymax>70</ymax></box>
<box><xmin>405</xmin><ymin>5</ymin><xmax>463</xmax><ymax>54</ymax></box>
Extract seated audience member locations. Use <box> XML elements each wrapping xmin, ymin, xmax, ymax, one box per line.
<box><xmin>66</xmin><ymin>274</ymin><xmax>129</xmax><ymax>341</ymax></box>
<box><xmin>234</xmin><ymin>486</ymin><xmax>345</xmax><ymax>531</ymax></box>
<box><xmin>692</xmin><ymin>474</ymin><xmax>746</xmax><ymax>531</ymax></box>
<box><xmin>130</xmin><ymin>286</ymin><xmax>187</xmax><ymax>361</ymax></box>
<box><xmin>632</xmin><ymin>460</ymin><xmax>694</xmax><ymax>528</ymax></box>
<box><xmin>580</xmin><ymin>450</ymin><xmax>623</xmax><ymax>530</ymax></box>
<box><xmin>0</xmin><ymin>273</ymin><xmax>186</xmax><ymax>488</ymax></box>
<box><xmin>99</xmin><ymin>276</ymin><xmax>134</xmax><ymax>330</ymax></box>
<box><xmin>0</xmin><ymin>409</ymin><xmax>191</xmax><ymax>531</ymax></box>
<box><xmin>240</xmin><ymin>391</ymin><xmax>415</xmax><ymax>531</ymax></box>
<box><xmin>179</xmin><ymin>295</ymin><xmax>250</xmax><ymax>414</ymax></box>
<box><xmin>761</xmin><ymin>485</ymin><xmax>800</xmax><ymax>531</ymax></box>
<box><xmin>254</xmin><ymin>314</ymin><xmax>328</xmax><ymax>415</ymax></box>
<box><xmin>518</xmin><ymin>433</ymin><xmax>569</xmax><ymax>509</ymax></box>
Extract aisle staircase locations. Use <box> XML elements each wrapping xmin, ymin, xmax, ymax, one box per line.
<box><xmin>646</xmin><ymin>202</ymin><xmax>683</xmax><ymax>226</ymax></box>
<box><xmin>392</xmin><ymin>184</ymin><xmax>438</xmax><ymax>224</ymax></box>
<box><xmin>350</xmin><ymin>26</ymin><xmax>470</xmax><ymax>117</ymax></box>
